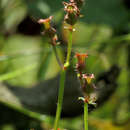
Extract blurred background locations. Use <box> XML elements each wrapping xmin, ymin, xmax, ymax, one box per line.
<box><xmin>0</xmin><ymin>0</ymin><xmax>130</xmax><ymax>129</ymax></box>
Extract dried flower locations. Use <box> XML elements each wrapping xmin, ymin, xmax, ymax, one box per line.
<box><xmin>63</xmin><ymin>2</ymin><xmax>79</xmax><ymax>14</ymax></box>
<box><xmin>84</xmin><ymin>95</ymin><xmax>97</xmax><ymax>106</ymax></box>
<box><xmin>70</xmin><ymin>0</ymin><xmax>84</xmax><ymax>9</ymax></box>
<box><xmin>38</xmin><ymin>16</ymin><xmax>58</xmax><ymax>46</ymax></box>
<box><xmin>82</xmin><ymin>73</ymin><xmax>95</xmax><ymax>92</ymax></box>
<box><xmin>63</xmin><ymin>2</ymin><xmax>80</xmax><ymax>25</ymax></box>
<box><xmin>38</xmin><ymin>16</ymin><xmax>53</xmax><ymax>29</ymax></box>
<box><xmin>79</xmin><ymin>95</ymin><xmax>97</xmax><ymax>106</ymax></box>
<box><xmin>75</xmin><ymin>52</ymin><xmax>88</xmax><ymax>72</ymax></box>
<box><xmin>75</xmin><ymin>53</ymin><xmax>97</xmax><ymax>105</ymax></box>
<box><xmin>83</xmin><ymin>73</ymin><xmax>95</xmax><ymax>84</ymax></box>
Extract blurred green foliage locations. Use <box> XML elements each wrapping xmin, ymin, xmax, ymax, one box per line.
<box><xmin>0</xmin><ymin>0</ymin><xmax>130</xmax><ymax>129</ymax></box>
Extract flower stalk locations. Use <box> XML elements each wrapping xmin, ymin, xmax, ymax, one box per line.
<box><xmin>38</xmin><ymin>16</ymin><xmax>63</xmax><ymax>69</ymax></box>
<box><xmin>84</xmin><ymin>102</ymin><xmax>88</xmax><ymax>130</ymax></box>
<box><xmin>76</xmin><ymin>53</ymin><xmax>97</xmax><ymax>130</ymax></box>
<box><xmin>54</xmin><ymin>30</ymin><xmax>73</xmax><ymax>130</ymax></box>
<box><xmin>54</xmin><ymin>70</ymin><xmax>66</xmax><ymax>130</ymax></box>
<box><xmin>38</xmin><ymin>0</ymin><xmax>88</xmax><ymax>129</ymax></box>
<box><xmin>64</xmin><ymin>30</ymin><xmax>73</xmax><ymax>68</ymax></box>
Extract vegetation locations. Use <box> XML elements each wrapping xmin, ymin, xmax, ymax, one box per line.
<box><xmin>0</xmin><ymin>0</ymin><xmax>130</xmax><ymax>130</ymax></box>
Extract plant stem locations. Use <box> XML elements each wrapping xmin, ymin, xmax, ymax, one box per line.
<box><xmin>65</xmin><ymin>31</ymin><xmax>73</xmax><ymax>65</ymax></box>
<box><xmin>84</xmin><ymin>102</ymin><xmax>88</xmax><ymax>130</ymax></box>
<box><xmin>54</xmin><ymin>70</ymin><xmax>66</xmax><ymax>130</ymax></box>
<box><xmin>54</xmin><ymin>30</ymin><xmax>73</xmax><ymax>130</ymax></box>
